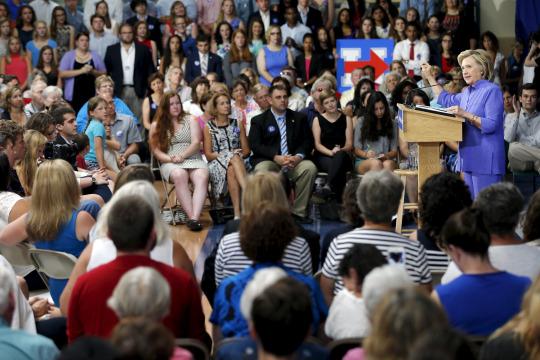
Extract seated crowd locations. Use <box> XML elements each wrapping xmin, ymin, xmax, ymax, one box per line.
<box><xmin>0</xmin><ymin>0</ymin><xmax>540</xmax><ymax>358</ymax></box>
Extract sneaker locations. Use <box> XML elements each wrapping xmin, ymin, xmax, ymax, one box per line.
<box><xmin>186</xmin><ymin>219</ymin><xmax>203</xmax><ymax>231</ymax></box>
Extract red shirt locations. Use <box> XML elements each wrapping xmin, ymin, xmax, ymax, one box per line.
<box><xmin>67</xmin><ymin>255</ymin><xmax>210</xmax><ymax>346</ymax></box>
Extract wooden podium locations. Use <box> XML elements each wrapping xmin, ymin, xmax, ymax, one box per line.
<box><xmin>397</xmin><ymin>104</ymin><xmax>464</xmax><ymax>193</ymax></box>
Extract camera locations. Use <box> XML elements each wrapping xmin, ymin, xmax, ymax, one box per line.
<box><xmin>43</xmin><ymin>141</ymin><xmax>79</xmax><ymax>166</ymax></box>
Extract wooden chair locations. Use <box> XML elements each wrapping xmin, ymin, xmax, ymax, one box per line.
<box><xmin>393</xmin><ymin>169</ymin><xmax>419</xmax><ymax>234</ymax></box>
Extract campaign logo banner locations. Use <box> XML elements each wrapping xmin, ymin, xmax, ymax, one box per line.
<box><xmin>336</xmin><ymin>39</ymin><xmax>394</xmax><ymax>93</ymax></box>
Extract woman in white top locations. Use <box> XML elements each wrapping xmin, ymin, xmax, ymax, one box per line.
<box><xmin>481</xmin><ymin>31</ymin><xmax>506</xmax><ymax>86</ymax></box>
<box><xmin>0</xmin><ymin>153</ymin><xmax>28</xmax><ymax>230</ymax></box>
<box><xmin>59</xmin><ymin>178</ymin><xmax>195</xmax><ymax>315</ymax></box>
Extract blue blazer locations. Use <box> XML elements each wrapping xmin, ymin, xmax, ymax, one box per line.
<box><xmin>184</xmin><ymin>52</ymin><xmax>223</xmax><ymax>83</ymax></box>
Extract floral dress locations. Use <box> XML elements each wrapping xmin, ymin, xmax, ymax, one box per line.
<box><xmin>55</xmin><ymin>25</ymin><xmax>71</xmax><ymax>61</ymax></box>
<box><xmin>207</xmin><ymin>118</ymin><xmax>241</xmax><ymax>198</ymax></box>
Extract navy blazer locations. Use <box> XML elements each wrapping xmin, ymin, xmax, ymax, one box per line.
<box><xmin>248</xmin><ymin>108</ymin><xmax>313</xmax><ymax>167</ymax></box>
<box><xmin>104</xmin><ymin>42</ymin><xmax>156</xmax><ymax>99</ymax></box>
<box><xmin>298</xmin><ymin>6</ymin><xmax>323</xmax><ymax>33</ymax></box>
<box><xmin>184</xmin><ymin>51</ymin><xmax>224</xmax><ymax>83</ymax></box>
<box><xmin>247</xmin><ymin>10</ymin><xmax>283</xmax><ymax>32</ymax></box>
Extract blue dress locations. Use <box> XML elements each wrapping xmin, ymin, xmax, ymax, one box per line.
<box><xmin>34</xmin><ymin>201</ymin><xmax>99</xmax><ymax>305</ymax></box>
<box><xmin>436</xmin><ymin>271</ymin><xmax>530</xmax><ymax>336</ymax></box>
<box><xmin>26</xmin><ymin>39</ymin><xmax>58</xmax><ymax>68</ymax></box>
<box><xmin>259</xmin><ymin>46</ymin><xmax>288</xmax><ymax>86</ymax></box>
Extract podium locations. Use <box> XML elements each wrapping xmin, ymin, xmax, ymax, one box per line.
<box><xmin>397</xmin><ymin>104</ymin><xmax>464</xmax><ymax>193</ymax></box>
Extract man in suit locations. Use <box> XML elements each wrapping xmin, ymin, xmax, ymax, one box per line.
<box><xmin>249</xmin><ymin>84</ymin><xmax>317</xmax><ymax>224</ymax></box>
<box><xmin>126</xmin><ymin>0</ymin><xmax>162</xmax><ymax>53</ymax></box>
<box><xmin>104</xmin><ymin>23</ymin><xmax>155</xmax><ymax>121</ymax></box>
<box><xmin>248</xmin><ymin>0</ymin><xmax>283</xmax><ymax>33</ymax></box>
<box><xmin>184</xmin><ymin>34</ymin><xmax>223</xmax><ymax>83</ymax></box>
<box><xmin>297</xmin><ymin>0</ymin><xmax>323</xmax><ymax>34</ymax></box>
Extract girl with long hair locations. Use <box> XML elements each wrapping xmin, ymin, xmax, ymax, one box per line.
<box><xmin>423</xmin><ymin>15</ymin><xmax>441</xmax><ymax>65</ymax></box>
<box><xmin>95</xmin><ymin>0</ymin><xmax>117</xmax><ymax>35</ymax></box>
<box><xmin>163</xmin><ymin>1</ymin><xmax>197</xmax><ymax>50</ymax></box>
<box><xmin>0</xmin><ymin>86</ymin><xmax>26</xmax><ymax>124</ymax></box>
<box><xmin>83</xmin><ymin>96</ymin><xmax>109</xmax><ymax>173</ymax></box>
<box><xmin>0</xmin><ymin>159</ymin><xmax>98</xmax><ymax>306</ymax></box>
<box><xmin>247</xmin><ymin>18</ymin><xmax>265</xmax><ymax>58</ymax></box>
<box><xmin>0</xmin><ymin>37</ymin><xmax>31</xmax><ymax>90</ymax></box>
<box><xmin>14</xmin><ymin>5</ymin><xmax>36</xmax><ymax>49</ymax></box>
<box><xmin>314</xmin><ymin>27</ymin><xmax>335</xmax><ymax>73</ymax></box>
<box><xmin>26</xmin><ymin>20</ymin><xmax>58</xmax><ymax>68</ymax></box>
<box><xmin>0</xmin><ymin>18</ymin><xmax>13</xmax><ymax>58</ymax></box>
<box><xmin>15</xmin><ymin>130</ymin><xmax>47</xmax><ymax>196</ymax></box>
<box><xmin>50</xmin><ymin>6</ymin><xmax>75</xmax><ymax>61</ymax></box>
<box><xmin>212</xmin><ymin>21</ymin><xmax>233</xmax><ymax>59</ymax></box>
<box><xmin>353</xmin><ymin>91</ymin><xmax>397</xmax><ymax>174</ymax></box>
<box><xmin>223</xmin><ymin>29</ymin><xmax>254</xmax><ymax>88</ymax></box>
<box><xmin>390</xmin><ymin>16</ymin><xmax>406</xmax><ymax>43</ymax></box>
<box><xmin>356</xmin><ymin>17</ymin><xmax>378</xmax><ymax>39</ymax></box>
<box><xmin>438</xmin><ymin>32</ymin><xmax>457</xmax><ymax>73</ymax></box>
<box><xmin>142</xmin><ymin>72</ymin><xmax>164</xmax><ymax>132</ymax></box>
<box><xmin>150</xmin><ymin>92</ymin><xmax>209</xmax><ymax>231</ymax></box>
<box><xmin>371</xmin><ymin>5</ymin><xmax>391</xmax><ymax>39</ymax></box>
<box><xmin>481</xmin><ymin>30</ymin><xmax>506</xmax><ymax>85</ymax></box>
<box><xmin>34</xmin><ymin>45</ymin><xmax>60</xmax><ymax>87</ymax></box>
<box><xmin>203</xmin><ymin>93</ymin><xmax>249</xmax><ymax>217</ymax></box>
<box><xmin>159</xmin><ymin>35</ymin><xmax>185</xmax><ymax>75</ymax></box>
<box><xmin>215</xmin><ymin>0</ymin><xmax>244</xmax><ymax>31</ymax></box>
<box><xmin>331</xmin><ymin>8</ymin><xmax>356</xmax><ymax>44</ymax></box>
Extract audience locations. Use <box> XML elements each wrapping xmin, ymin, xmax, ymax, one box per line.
<box><xmin>442</xmin><ymin>182</ymin><xmax>540</xmax><ymax>282</ymax></box>
<box><xmin>66</xmin><ymin>194</ymin><xmax>210</xmax><ymax>345</ymax></box>
<box><xmin>434</xmin><ymin>208</ymin><xmax>531</xmax><ymax>336</ymax></box>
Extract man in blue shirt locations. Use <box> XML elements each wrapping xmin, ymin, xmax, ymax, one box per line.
<box><xmin>0</xmin><ymin>265</ymin><xmax>59</xmax><ymax>360</ymax></box>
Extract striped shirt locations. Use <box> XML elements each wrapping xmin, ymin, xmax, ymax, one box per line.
<box><xmin>322</xmin><ymin>228</ymin><xmax>432</xmax><ymax>294</ymax></box>
<box><xmin>215</xmin><ymin>232</ymin><xmax>312</xmax><ymax>286</ymax></box>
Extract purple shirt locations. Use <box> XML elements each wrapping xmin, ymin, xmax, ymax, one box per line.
<box><xmin>59</xmin><ymin>50</ymin><xmax>106</xmax><ymax>101</ymax></box>
<box><xmin>438</xmin><ymin>80</ymin><xmax>505</xmax><ymax>175</ymax></box>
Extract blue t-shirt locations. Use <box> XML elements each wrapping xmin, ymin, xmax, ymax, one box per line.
<box><xmin>84</xmin><ymin>119</ymin><xmax>106</xmax><ymax>164</ymax></box>
<box><xmin>210</xmin><ymin>262</ymin><xmax>328</xmax><ymax>338</ymax></box>
<box><xmin>26</xmin><ymin>39</ymin><xmax>58</xmax><ymax>67</ymax></box>
<box><xmin>436</xmin><ymin>272</ymin><xmax>531</xmax><ymax>336</ymax></box>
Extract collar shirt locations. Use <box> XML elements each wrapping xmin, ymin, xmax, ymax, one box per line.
<box><xmin>504</xmin><ymin>109</ymin><xmax>540</xmax><ymax>148</ymax></box>
<box><xmin>120</xmin><ymin>43</ymin><xmax>136</xmax><ymax>85</ymax></box>
<box><xmin>29</xmin><ymin>0</ymin><xmax>59</xmax><ymax>25</ymax></box>
<box><xmin>392</xmin><ymin>39</ymin><xmax>430</xmax><ymax>76</ymax></box>
<box><xmin>260</xmin><ymin>10</ymin><xmax>270</xmax><ymax>30</ymax></box>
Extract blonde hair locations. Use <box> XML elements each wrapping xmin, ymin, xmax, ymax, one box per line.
<box><xmin>94</xmin><ymin>75</ymin><xmax>114</xmax><ymax>90</ymax></box>
<box><xmin>240</xmin><ymin>67</ymin><xmax>259</xmax><ymax>87</ymax></box>
<box><xmin>241</xmin><ymin>172</ymin><xmax>289</xmax><ymax>214</ymax></box>
<box><xmin>264</xmin><ymin>25</ymin><xmax>281</xmax><ymax>42</ymax></box>
<box><xmin>33</xmin><ymin>20</ymin><xmax>50</xmax><ymax>40</ymax></box>
<box><xmin>209</xmin><ymin>92</ymin><xmax>231</xmax><ymax>117</ymax></box>
<box><xmin>210</xmin><ymin>82</ymin><xmax>229</xmax><ymax>95</ymax></box>
<box><xmin>364</xmin><ymin>287</ymin><xmax>448</xmax><ymax>360</ymax></box>
<box><xmin>457</xmin><ymin>49</ymin><xmax>493</xmax><ymax>82</ymax></box>
<box><xmin>492</xmin><ymin>276</ymin><xmax>540</xmax><ymax>358</ymax></box>
<box><xmin>319</xmin><ymin>89</ymin><xmax>336</xmax><ymax>106</ymax></box>
<box><xmin>26</xmin><ymin>159</ymin><xmax>80</xmax><ymax>240</ymax></box>
<box><xmin>16</xmin><ymin>130</ymin><xmax>47</xmax><ymax>195</ymax></box>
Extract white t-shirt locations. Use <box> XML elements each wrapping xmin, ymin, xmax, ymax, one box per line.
<box><xmin>325</xmin><ymin>289</ymin><xmax>370</xmax><ymax>340</ymax></box>
<box><xmin>0</xmin><ymin>191</ymin><xmax>22</xmax><ymax>229</ymax></box>
<box><xmin>442</xmin><ymin>244</ymin><xmax>540</xmax><ymax>284</ymax></box>
<box><xmin>87</xmin><ymin>237</ymin><xmax>174</xmax><ymax>271</ymax></box>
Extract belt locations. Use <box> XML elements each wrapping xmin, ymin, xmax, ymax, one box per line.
<box><xmin>123</xmin><ymin>84</ymin><xmax>134</xmax><ymax>87</ymax></box>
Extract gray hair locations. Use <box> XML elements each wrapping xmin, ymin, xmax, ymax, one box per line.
<box><xmin>42</xmin><ymin>86</ymin><xmax>63</xmax><ymax>100</ymax></box>
<box><xmin>457</xmin><ymin>49</ymin><xmax>494</xmax><ymax>82</ymax></box>
<box><xmin>474</xmin><ymin>182</ymin><xmax>524</xmax><ymax>235</ymax></box>
<box><xmin>356</xmin><ymin>170</ymin><xmax>403</xmax><ymax>223</ymax></box>
<box><xmin>0</xmin><ymin>264</ymin><xmax>13</xmax><ymax>318</ymax></box>
<box><xmin>107</xmin><ymin>267</ymin><xmax>170</xmax><ymax>320</ymax></box>
<box><xmin>310</xmin><ymin>78</ymin><xmax>332</xmax><ymax>95</ymax></box>
<box><xmin>362</xmin><ymin>264</ymin><xmax>413</xmax><ymax>317</ymax></box>
<box><xmin>30</xmin><ymin>79</ymin><xmax>47</xmax><ymax>93</ymax></box>
<box><xmin>92</xmin><ymin>181</ymin><xmax>169</xmax><ymax>243</ymax></box>
<box><xmin>164</xmin><ymin>65</ymin><xmax>182</xmax><ymax>90</ymax></box>
<box><xmin>240</xmin><ymin>267</ymin><xmax>287</xmax><ymax>321</ymax></box>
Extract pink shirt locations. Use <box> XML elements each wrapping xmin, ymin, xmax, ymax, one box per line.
<box><xmin>197</xmin><ymin>0</ymin><xmax>220</xmax><ymax>27</ymax></box>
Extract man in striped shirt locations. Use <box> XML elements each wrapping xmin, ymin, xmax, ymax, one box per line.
<box><xmin>320</xmin><ymin>170</ymin><xmax>432</xmax><ymax>305</ymax></box>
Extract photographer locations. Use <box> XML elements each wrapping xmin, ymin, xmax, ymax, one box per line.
<box><xmin>51</xmin><ymin>107</ymin><xmax>112</xmax><ymax>202</ymax></box>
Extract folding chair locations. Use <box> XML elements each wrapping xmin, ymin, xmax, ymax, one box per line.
<box><xmin>175</xmin><ymin>338</ymin><xmax>209</xmax><ymax>360</ymax></box>
<box><xmin>28</xmin><ymin>249</ymin><xmax>77</xmax><ymax>282</ymax></box>
<box><xmin>0</xmin><ymin>242</ymin><xmax>47</xmax><ymax>286</ymax></box>
<box><xmin>151</xmin><ymin>153</ymin><xmax>187</xmax><ymax>226</ymax></box>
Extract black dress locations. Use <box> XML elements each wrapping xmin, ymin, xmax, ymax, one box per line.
<box><xmin>314</xmin><ymin>113</ymin><xmax>352</xmax><ymax>198</ymax></box>
<box><xmin>42</xmin><ymin>69</ymin><xmax>59</xmax><ymax>87</ymax></box>
<box><xmin>18</xmin><ymin>28</ymin><xmax>34</xmax><ymax>50</ymax></box>
<box><xmin>71</xmin><ymin>59</ymin><xmax>96</xmax><ymax>113</ymax></box>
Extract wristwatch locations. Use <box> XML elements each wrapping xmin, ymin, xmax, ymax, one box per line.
<box><xmin>91</xmin><ymin>176</ymin><xmax>97</xmax><ymax>185</ymax></box>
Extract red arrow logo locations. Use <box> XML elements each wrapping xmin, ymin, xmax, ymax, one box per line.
<box><xmin>344</xmin><ymin>50</ymin><xmax>389</xmax><ymax>80</ymax></box>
